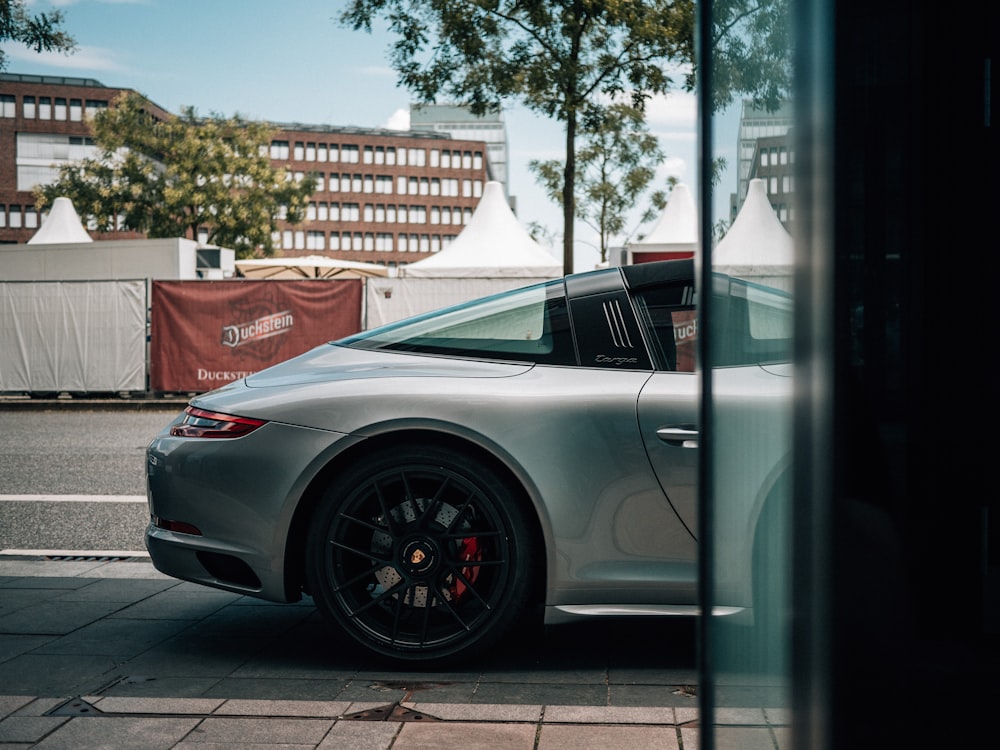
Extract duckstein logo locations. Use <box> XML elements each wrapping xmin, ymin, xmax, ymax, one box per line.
<box><xmin>221</xmin><ymin>309</ymin><xmax>294</xmax><ymax>349</ymax></box>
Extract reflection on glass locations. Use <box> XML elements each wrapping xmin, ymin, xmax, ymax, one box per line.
<box><xmin>704</xmin><ymin>0</ymin><xmax>795</xmax><ymax>746</ymax></box>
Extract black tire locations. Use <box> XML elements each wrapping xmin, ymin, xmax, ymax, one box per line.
<box><xmin>305</xmin><ymin>444</ymin><xmax>536</xmax><ymax>664</ymax></box>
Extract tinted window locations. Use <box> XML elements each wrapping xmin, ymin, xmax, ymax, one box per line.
<box><xmin>340</xmin><ymin>280</ymin><xmax>577</xmax><ymax>365</ymax></box>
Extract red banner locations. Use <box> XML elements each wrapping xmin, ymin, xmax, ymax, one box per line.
<box><xmin>150</xmin><ymin>279</ymin><xmax>362</xmax><ymax>392</ymax></box>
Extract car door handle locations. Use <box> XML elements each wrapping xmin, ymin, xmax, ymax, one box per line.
<box><xmin>656</xmin><ymin>426</ymin><xmax>699</xmax><ymax>448</ymax></box>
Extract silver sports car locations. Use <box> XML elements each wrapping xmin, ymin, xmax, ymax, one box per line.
<box><xmin>146</xmin><ymin>258</ymin><xmax>792</xmax><ymax>663</ymax></box>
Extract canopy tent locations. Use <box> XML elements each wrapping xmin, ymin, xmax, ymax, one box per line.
<box><xmin>236</xmin><ymin>255</ymin><xmax>389</xmax><ymax>279</ymax></box>
<box><xmin>400</xmin><ymin>181</ymin><xmax>563</xmax><ymax>278</ymax></box>
<box><xmin>27</xmin><ymin>197</ymin><xmax>93</xmax><ymax>245</ymax></box>
<box><xmin>624</xmin><ymin>182</ymin><xmax>698</xmax><ymax>263</ymax></box>
<box><xmin>713</xmin><ymin>178</ymin><xmax>793</xmax><ymax>291</ymax></box>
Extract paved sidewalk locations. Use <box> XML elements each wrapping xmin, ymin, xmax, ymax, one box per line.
<box><xmin>0</xmin><ymin>558</ymin><xmax>792</xmax><ymax>749</ymax></box>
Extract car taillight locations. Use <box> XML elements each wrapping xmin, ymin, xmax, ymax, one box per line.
<box><xmin>169</xmin><ymin>406</ymin><xmax>266</xmax><ymax>438</ymax></box>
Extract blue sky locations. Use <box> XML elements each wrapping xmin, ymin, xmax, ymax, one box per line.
<box><xmin>6</xmin><ymin>0</ymin><xmax>726</xmax><ymax>271</ymax></box>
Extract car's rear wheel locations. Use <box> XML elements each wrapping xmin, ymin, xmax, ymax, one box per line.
<box><xmin>306</xmin><ymin>444</ymin><xmax>535</xmax><ymax>664</ymax></box>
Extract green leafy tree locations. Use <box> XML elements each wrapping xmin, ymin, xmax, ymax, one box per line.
<box><xmin>529</xmin><ymin>103</ymin><xmax>667</xmax><ymax>264</ymax></box>
<box><xmin>0</xmin><ymin>0</ymin><xmax>76</xmax><ymax>71</ymax></box>
<box><xmin>35</xmin><ymin>92</ymin><xmax>315</xmax><ymax>258</ymax></box>
<box><xmin>341</xmin><ymin>0</ymin><xmax>695</xmax><ymax>274</ymax></box>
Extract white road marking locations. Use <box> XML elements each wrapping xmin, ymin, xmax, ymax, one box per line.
<box><xmin>0</xmin><ymin>494</ymin><xmax>145</xmax><ymax>503</ymax></box>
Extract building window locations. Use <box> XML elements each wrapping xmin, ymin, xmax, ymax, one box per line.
<box><xmin>386</xmin><ymin>147</ymin><xmax>396</xmax><ymax>165</ymax></box>
<box><xmin>473</xmin><ymin>152</ymin><xmax>483</xmax><ymax>170</ymax></box>
<box><xmin>364</xmin><ymin>204</ymin><xmax>374</xmax><ymax>222</ymax></box>
<box><xmin>375</xmin><ymin>175</ymin><xmax>392</xmax><ymax>194</ymax></box>
<box><xmin>293</xmin><ymin>142</ymin><xmax>304</xmax><ymax>160</ymax></box>
<box><xmin>761</xmin><ymin>150</ymin><xmax>769</xmax><ymax>167</ymax></box>
<box><xmin>463</xmin><ymin>179</ymin><xmax>472</xmax><ymax>197</ymax></box>
<box><xmin>85</xmin><ymin>99</ymin><xmax>108</xmax><ymax>118</ymax></box>
<box><xmin>430</xmin><ymin>149</ymin><xmax>440</xmax><ymax>168</ymax></box>
<box><xmin>330</xmin><ymin>233</ymin><xmax>341</xmax><ymax>250</ymax></box>
<box><xmin>782</xmin><ymin>175</ymin><xmax>792</xmax><ymax>193</ymax></box>
<box><xmin>462</xmin><ymin>151</ymin><xmax>472</xmax><ymax>169</ymax></box>
<box><xmin>270</xmin><ymin>140</ymin><xmax>289</xmax><ymax>160</ymax></box>
<box><xmin>329</xmin><ymin>144</ymin><xmax>340</xmax><ymax>162</ymax></box>
<box><xmin>409</xmin><ymin>148</ymin><xmax>426</xmax><ymax>166</ymax></box>
<box><xmin>431</xmin><ymin>178</ymin><xmax>441</xmax><ymax>196</ymax></box>
<box><xmin>473</xmin><ymin>180</ymin><xmax>483</xmax><ymax>197</ymax></box>
<box><xmin>307</xmin><ymin>202</ymin><xmax>317</xmax><ymax>221</ymax></box>
<box><xmin>431</xmin><ymin>235</ymin><xmax>442</xmax><ymax>252</ymax></box>
<box><xmin>351</xmin><ymin>232</ymin><xmax>363</xmax><ymax>250</ymax></box>
<box><xmin>22</xmin><ymin>96</ymin><xmax>35</xmax><ymax>119</ymax></box>
<box><xmin>779</xmin><ymin>147</ymin><xmax>788</xmax><ymax>165</ymax></box>
<box><xmin>397</xmin><ymin>176</ymin><xmax>407</xmax><ymax>194</ymax></box>
<box><xmin>441</xmin><ymin>150</ymin><xmax>451</xmax><ymax>169</ymax></box>
<box><xmin>0</xmin><ymin>205</ymin><xmax>5</xmax><ymax>227</ymax></box>
<box><xmin>769</xmin><ymin>176</ymin><xmax>778</xmax><ymax>193</ymax></box>
<box><xmin>305</xmin><ymin>142</ymin><xmax>316</xmax><ymax>161</ymax></box>
<box><xmin>314</xmin><ymin>173</ymin><xmax>325</xmax><ymax>192</ymax></box>
<box><xmin>317</xmin><ymin>143</ymin><xmax>327</xmax><ymax>162</ymax></box>
<box><xmin>38</xmin><ymin>97</ymin><xmax>51</xmax><ymax>120</ymax></box>
<box><xmin>307</xmin><ymin>230</ymin><xmax>325</xmax><ymax>250</ymax></box>
<box><xmin>363</xmin><ymin>146</ymin><xmax>374</xmax><ymax>164</ymax></box>
<box><xmin>364</xmin><ymin>232</ymin><xmax>374</xmax><ymax>251</ymax></box>
<box><xmin>408</xmin><ymin>177</ymin><xmax>419</xmax><ymax>195</ymax></box>
<box><xmin>1</xmin><ymin>95</ymin><xmax>15</xmax><ymax>117</ymax></box>
<box><xmin>431</xmin><ymin>207</ymin><xmax>440</xmax><ymax>225</ymax></box>
<box><xmin>343</xmin><ymin>203</ymin><xmax>360</xmax><ymax>221</ymax></box>
<box><xmin>69</xmin><ymin>99</ymin><xmax>82</xmax><ymax>121</ymax></box>
<box><xmin>54</xmin><ymin>98</ymin><xmax>67</xmax><ymax>120</ymax></box>
<box><xmin>386</xmin><ymin>205</ymin><xmax>397</xmax><ymax>223</ymax></box>
<box><xmin>376</xmin><ymin>232</ymin><xmax>393</xmax><ymax>252</ymax></box>
<box><xmin>441</xmin><ymin>207</ymin><xmax>452</xmax><ymax>225</ymax></box>
<box><xmin>363</xmin><ymin>175</ymin><xmax>374</xmax><ymax>193</ymax></box>
<box><xmin>419</xmin><ymin>178</ymin><xmax>429</xmax><ymax>196</ymax></box>
<box><xmin>343</xmin><ymin>145</ymin><xmax>359</xmax><ymax>163</ymax></box>
<box><xmin>9</xmin><ymin>205</ymin><xmax>21</xmax><ymax>227</ymax></box>
<box><xmin>341</xmin><ymin>174</ymin><xmax>352</xmax><ymax>192</ymax></box>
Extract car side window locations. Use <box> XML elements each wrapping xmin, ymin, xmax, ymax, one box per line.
<box><xmin>341</xmin><ymin>279</ymin><xmax>578</xmax><ymax>366</ymax></box>
<box><xmin>631</xmin><ymin>283</ymin><xmax>697</xmax><ymax>372</ymax></box>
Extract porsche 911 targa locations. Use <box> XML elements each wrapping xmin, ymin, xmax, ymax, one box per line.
<box><xmin>146</xmin><ymin>258</ymin><xmax>792</xmax><ymax>663</ymax></box>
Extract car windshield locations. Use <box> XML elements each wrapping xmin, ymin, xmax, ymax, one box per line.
<box><xmin>338</xmin><ymin>279</ymin><xmax>577</xmax><ymax>365</ymax></box>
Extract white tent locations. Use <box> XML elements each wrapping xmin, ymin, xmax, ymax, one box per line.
<box><xmin>625</xmin><ymin>182</ymin><xmax>698</xmax><ymax>262</ymax></box>
<box><xmin>400</xmin><ymin>181</ymin><xmax>563</xmax><ymax>278</ymax></box>
<box><xmin>27</xmin><ymin>197</ymin><xmax>93</xmax><ymax>245</ymax></box>
<box><xmin>714</xmin><ymin>178</ymin><xmax>793</xmax><ymax>291</ymax></box>
<box><xmin>236</xmin><ymin>255</ymin><xmax>389</xmax><ymax>279</ymax></box>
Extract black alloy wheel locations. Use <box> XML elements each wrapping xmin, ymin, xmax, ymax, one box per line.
<box><xmin>306</xmin><ymin>444</ymin><xmax>535</xmax><ymax>663</ymax></box>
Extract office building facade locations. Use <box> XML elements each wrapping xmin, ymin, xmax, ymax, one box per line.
<box><xmin>0</xmin><ymin>74</ymin><xmax>493</xmax><ymax>268</ymax></box>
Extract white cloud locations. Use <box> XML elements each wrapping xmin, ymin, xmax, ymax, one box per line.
<box><xmin>382</xmin><ymin>108</ymin><xmax>409</xmax><ymax>130</ymax></box>
<box><xmin>2</xmin><ymin>44</ymin><xmax>121</xmax><ymax>71</ymax></box>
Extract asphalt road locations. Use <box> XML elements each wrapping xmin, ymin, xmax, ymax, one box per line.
<box><xmin>0</xmin><ymin>407</ymin><xmax>180</xmax><ymax>553</ymax></box>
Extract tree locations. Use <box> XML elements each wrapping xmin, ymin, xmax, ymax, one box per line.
<box><xmin>35</xmin><ymin>92</ymin><xmax>315</xmax><ymax>258</ymax></box>
<box><xmin>529</xmin><ymin>103</ymin><xmax>666</xmax><ymax>264</ymax></box>
<box><xmin>0</xmin><ymin>0</ymin><xmax>76</xmax><ymax>71</ymax></box>
<box><xmin>341</xmin><ymin>0</ymin><xmax>695</xmax><ymax>275</ymax></box>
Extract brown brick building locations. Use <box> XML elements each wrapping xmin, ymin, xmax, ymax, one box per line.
<box><xmin>0</xmin><ymin>73</ymin><xmax>492</xmax><ymax>269</ymax></box>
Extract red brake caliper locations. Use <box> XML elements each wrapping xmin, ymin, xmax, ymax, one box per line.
<box><xmin>450</xmin><ymin>536</ymin><xmax>482</xmax><ymax>600</ymax></box>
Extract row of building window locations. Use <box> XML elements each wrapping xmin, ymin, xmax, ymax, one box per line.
<box><xmin>0</xmin><ymin>94</ymin><xmax>108</xmax><ymax>121</ymax></box>
<box><xmin>764</xmin><ymin>175</ymin><xmax>795</xmax><ymax>195</ymax></box>
<box><xmin>300</xmin><ymin>173</ymin><xmax>483</xmax><ymax>198</ymax></box>
<box><xmin>302</xmin><ymin>202</ymin><xmax>475</xmax><ymax>225</ymax></box>
<box><xmin>760</xmin><ymin>146</ymin><xmax>793</xmax><ymax>167</ymax></box>
<box><xmin>269</xmin><ymin>140</ymin><xmax>484</xmax><ymax>170</ymax></box>
<box><xmin>0</xmin><ymin>205</ymin><xmax>39</xmax><ymax>229</ymax></box>
<box><xmin>276</xmin><ymin>230</ymin><xmax>458</xmax><ymax>254</ymax></box>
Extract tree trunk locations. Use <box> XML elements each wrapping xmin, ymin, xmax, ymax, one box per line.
<box><xmin>562</xmin><ymin>111</ymin><xmax>576</xmax><ymax>275</ymax></box>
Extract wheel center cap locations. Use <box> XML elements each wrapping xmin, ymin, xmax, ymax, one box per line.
<box><xmin>401</xmin><ymin>538</ymin><xmax>438</xmax><ymax>576</ymax></box>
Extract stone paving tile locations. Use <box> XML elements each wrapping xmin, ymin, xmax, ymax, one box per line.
<box><xmin>201</xmin><ymin>677</ymin><xmax>352</xmax><ymax>701</ymax></box>
<box><xmin>537</xmin><ymin>723</ymin><xmax>681</xmax><ymax>750</ymax></box>
<box><xmin>31</xmin><ymin>617</ymin><xmax>192</xmax><ymax>658</ymax></box>
<box><xmin>97</xmin><ymin>676</ymin><xmax>225</xmax><ymax>699</ymax></box>
<box><xmin>0</xmin><ymin>653</ymin><xmax>119</xmax><ymax>695</ymax></box>
<box><xmin>107</xmin><ymin>590</ymin><xmax>239</xmax><ymax>621</ymax></box>
<box><xmin>0</xmin><ymin>715</ymin><xmax>69</xmax><ymax>744</ymax></box>
<box><xmin>543</xmin><ymin>705</ymin><xmax>677</xmax><ymax>725</ymax></box>
<box><xmin>90</xmin><ymin>696</ymin><xmax>226</xmax><ymax>715</ymax></box>
<box><xmin>214</xmin><ymin>699</ymin><xmax>351</xmax><ymax>717</ymax></box>
<box><xmin>317</xmin><ymin>720</ymin><xmax>401</xmax><ymax>750</ymax></box>
<box><xmin>470</xmin><ymin>681</ymin><xmax>608</xmax><ymax>706</ymax></box>
<box><xmin>31</xmin><ymin>715</ymin><xmax>200</xmax><ymax>750</ymax></box>
<box><xmin>406</xmin><ymin>702</ymin><xmax>543</xmax><ymax>722</ymax></box>
<box><xmin>0</xmin><ymin>695</ymin><xmax>34</xmax><ymax>718</ymax></box>
<box><xmin>55</xmin><ymin>577</ymin><xmax>177</xmax><ymax>602</ymax></box>
<box><xmin>0</xmin><ymin>634</ymin><xmax>55</xmax><ymax>663</ymax></box>
<box><xmin>0</xmin><ymin>599</ymin><xmax>125</xmax><ymax>635</ymax></box>
<box><xmin>393</xmin><ymin>721</ymin><xmax>539</xmax><ymax>750</ymax></box>
<box><xmin>185</xmin><ymin>716</ymin><xmax>334</xmax><ymax>745</ymax></box>
<box><xmin>106</xmin><ymin>635</ymin><xmax>262</xmax><ymax>678</ymax></box>
<box><xmin>714</xmin><ymin>725</ymin><xmax>779</xmax><ymax>749</ymax></box>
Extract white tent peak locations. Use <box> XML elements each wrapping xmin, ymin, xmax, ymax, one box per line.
<box><xmin>27</xmin><ymin>197</ymin><xmax>93</xmax><ymax>245</ymax></box>
<box><xmin>401</xmin><ymin>181</ymin><xmax>562</xmax><ymax>277</ymax></box>
<box><xmin>633</xmin><ymin>182</ymin><xmax>698</xmax><ymax>245</ymax></box>
<box><xmin>714</xmin><ymin>178</ymin><xmax>793</xmax><ymax>267</ymax></box>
